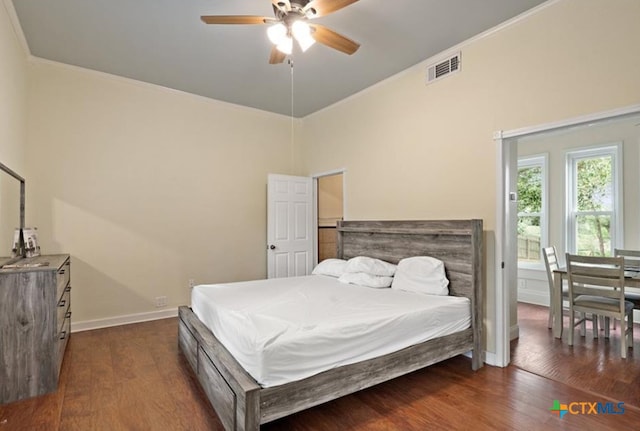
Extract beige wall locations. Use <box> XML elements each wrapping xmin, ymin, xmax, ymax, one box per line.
<box><xmin>0</xmin><ymin>1</ymin><xmax>27</xmax><ymax>169</ymax></box>
<box><xmin>297</xmin><ymin>0</ymin><xmax>640</xmax><ymax>353</ymax></box>
<box><xmin>0</xmin><ymin>1</ymin><xmax>28</xmax><ymax>252</ymax></box>
<box><xmin>25</xmin><ymin>61</ymin><xmax>296</xmax><ymax>323</ymax></box>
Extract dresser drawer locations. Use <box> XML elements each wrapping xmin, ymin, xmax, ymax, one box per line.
<box><xmin>56</xmin><ymin>317</ymin><xmax>71</xmax><ymax>377</ymax></box>
<box><xmin>56</xmin><ymin>286</ymin><xmax>71</xmax><ymax>333</ymax></box>
<box><xmin>56</xmin><ymin>259</ymin><xmax>71</xmax><ymax>301</ymax></box>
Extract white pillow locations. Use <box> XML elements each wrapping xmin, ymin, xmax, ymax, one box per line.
<box><xmin>338</xmin><ymin>272</ymin><xmax>393</xmax><ymax>289</ymax></box>
<box><xmin>391</xmin><ymin>256</ymin><xmax>449</xmax><ymax>296</ymax></box>
<box><xmin>312</xmin><ymin>259</ymin><xmax>348</xmax><ymax>278</ymax></box>
<box><xmin>345</xmin><ymin>256</ymin><xmax>397</xmax><ymax>276</ymax></box>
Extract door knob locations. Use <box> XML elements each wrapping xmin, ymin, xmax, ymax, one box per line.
<box><xmin>269</xmin><ymin>244</ymin><xmax>276</xmax><ymax>250</ymax></box>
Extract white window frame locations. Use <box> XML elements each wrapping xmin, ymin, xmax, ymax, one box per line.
<box><xmin>517</xmin><ymin>154</ymin><xmax>548</xmax><ymax>269</ymax></box>
<box><xmin>565</xmin><ymin>143</ymin><xmax>623</xmax><ymax>255</ymax></box>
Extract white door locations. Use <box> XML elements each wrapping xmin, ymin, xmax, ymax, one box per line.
<box><xmin>267</xmin><ymin>174</ymin><xmax>313</xmax><ymax>278</ymax></box>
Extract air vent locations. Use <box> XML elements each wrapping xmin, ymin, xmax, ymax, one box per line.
<box><xmin>426</xmin><ymin>52</ymin><xmax>461</xmax><ymax>84</ymax></box>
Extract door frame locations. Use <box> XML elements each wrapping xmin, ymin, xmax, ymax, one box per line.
<box><xmin>493</xmin><ymin>103</ymin><xmax>640</xmax><ymax>367</ymax></box>
<box><xmin>312</xmin><ymin>168</ymin><xmax>347</xmax><ymax>266</ymax></box>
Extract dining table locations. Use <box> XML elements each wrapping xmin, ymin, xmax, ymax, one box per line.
<box><xmin>552</xmin><ymin>267</ymin><xmax>640</xmax><ymax>338</ymax></box>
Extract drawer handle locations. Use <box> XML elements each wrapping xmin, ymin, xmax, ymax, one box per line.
<box><xmin>58</xmin><ymin>299</ymin><xmax>66</xmax><ymax>307</ymax></box>
<box><xmin>65</xmin><ymin>311</ymin><xmax>72</xmax><ymax>319</ymax></box>
<box><xmin>65</xmin><ymin>285</ymin><xmax>71</xmax><ymax>292</ymax></box>
<box><xmin>59</xmin><ymin>331</ymin><xmax>67</xmax><ymax>340</ymax></box>
<box><xmin>59</xmin><ymin>269</ymin><xmax>65</xmax><ymax>275</ymax></box>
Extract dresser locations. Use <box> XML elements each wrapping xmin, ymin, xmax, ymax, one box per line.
<box><xmin>0</xmin><ymin>254</ymin><xmax>71</xmax><ymax>404</ymax></box>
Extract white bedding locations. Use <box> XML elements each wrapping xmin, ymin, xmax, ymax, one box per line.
<box><xmin>191</xmin><ymin>275</ymin><xmax>470</xmax><ymax>387</ymax></box>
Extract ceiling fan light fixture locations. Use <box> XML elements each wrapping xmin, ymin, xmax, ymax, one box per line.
<box><xmin>292</xmin><ymin>20</ymin><xmax>315</xmax><ymax>52</ymax></box>
<box><xmin>267</xmin><ymin>23</ymin><xmax>288</xmax><ymax>45</ymax></box>
<box><xmin>296</xmin><ymin>34</ymin><xmax>315</xmax><ymax>52</ymax></box>
<box><xmin>276</xmin><ymin>36</ymin><xmax>293</xmax><ymax>55</ymax></box>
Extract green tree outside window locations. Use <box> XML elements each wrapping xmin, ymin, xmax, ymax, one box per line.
<box><xmin>575</xmin><ymin>156</ymin><xmax>612</xmax><ymax>256</ymax></box>
<box><xmin>517</xmin><ymin>164</ymin><xmax>543</xmax><ymax>263</ymax></box>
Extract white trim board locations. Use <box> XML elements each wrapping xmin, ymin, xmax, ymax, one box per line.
<box><xmin>500</xmin><ymin>104</ymin><xmax>640</xmax><ymax>139</ymax></box>
<box><xmin>2</xmin><ymin>0</ymin><xmax>29</xmax><ymax>56</ymax></box>
<box><xmin>518</xmin><ymin>291</ymin><xmax>549</xmax><ymax>307</ymax></box>
<box><xmin>511</xmin><ymin>324</ymin><xmax>520</xmax><ymax>342</ymax></box>
<box><xmin>71</xmin><ymin>308</ymin><xmax>178</xmax><ymax>333</ymax></box>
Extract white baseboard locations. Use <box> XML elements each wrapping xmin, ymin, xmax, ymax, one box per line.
<box><xmin>510</xmin><ymin>324</ymin><xmax>519</xmax><ymax>341</ymax></box>
<box><xmin>484</xmin><ymin>351</ymin><xmax>505</xmax><ymax>367</ymax></box>
<box><xmin>517</xmin><ymin>289</ymin><xmax>549</xmax><ymax>307</ymax></box>
<box><xmin>71</xmin><ymin>308</ymin><xmax>178</xmax><ymax>333</ymax></box>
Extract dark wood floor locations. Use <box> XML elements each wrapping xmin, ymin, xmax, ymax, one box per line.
<box><xmin>1</xmin><ymin>313</ymin><xmax>639</xmax><ymax>430</ymax></box>
<box><xmin>512</xmin><ymin>302</ymin><xmax>640</xmax><ymax>409</ymax></box>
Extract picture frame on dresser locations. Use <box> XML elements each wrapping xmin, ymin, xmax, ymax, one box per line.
<box><xmin>12</xmin><ymin>227</ymin><xmax>41</xmax><ymax>258</ymax></box>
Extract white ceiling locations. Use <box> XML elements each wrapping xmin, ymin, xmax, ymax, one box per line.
<box><xmin>11</xmin><ymin>0</ymin><xmax>548</xmax><ymax>118</ymax></box>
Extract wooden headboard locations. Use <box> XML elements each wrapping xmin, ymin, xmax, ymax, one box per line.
<box><xmin>337</xmin><ymin>219</ymin><xmax>484</xmax><ymax>360</ymax></box>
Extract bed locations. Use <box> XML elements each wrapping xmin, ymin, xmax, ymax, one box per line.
<box><xmin>178</xmin><ymin>219</ymin><xmax>483</xmax><ymax>430</ymax></box>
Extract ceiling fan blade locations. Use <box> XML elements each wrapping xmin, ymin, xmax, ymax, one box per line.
<box><xmin>309</xmin><ymin>24</ymin><xmax>360</xmax><ymax>55</ymax></box>
<box><xmin>200</xmin><ymin>15</ymin><xmax>271</xmax><ymax>25</ymax></box>
<box><xmin>304</xmin><ymin>0</ymin><xmax>360</xmax><ymax>18</ymax></box>
<box><xmin>272</xmin><ymin>0</ymin><xmax>291</xmax><ymax>13</ymax></box>
<box><xmin>269</xmin><ymin>46</ymin><xmax>287</xmax><ymax>64</ymax></box>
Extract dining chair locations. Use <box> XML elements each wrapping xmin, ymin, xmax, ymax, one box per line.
<box><xmin>565</xmin><ymin>254</ymin><xmax>634</xmax><ymax>358</ymax></box>
<box><xmin>612</xmin><ymin>249</ymin><xmax>640</xmax><ymax>330</ymax></box>
<box><xmin>542</xmin><ymin>246</ymin><xmax>570</xmax><ymax>329</ymax></box>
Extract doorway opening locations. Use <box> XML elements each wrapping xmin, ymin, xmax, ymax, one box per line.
<box><xmin>316</xmin><ymin>173</ymin><xmax>344</xmax><ymax>262</ymax></box>
<box><xmin>496</xmin><ymin>104</ymin><xmax>640</xmax><ymax>367</ymax></box>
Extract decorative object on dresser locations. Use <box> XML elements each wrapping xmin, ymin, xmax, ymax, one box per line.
<box><xmin>0</xmin><ymin>254</ymin><xmax>71</xmax><ymax>405</ymax></box>
<box><xmin>12</xmin><ymin>227</ymin><xmax>40</xmax><ymax>258</ymax></box>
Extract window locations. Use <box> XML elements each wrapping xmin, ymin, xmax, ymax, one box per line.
<box><xmin>566</xmin><ymin>144</ymin><xmax>622</xmax><ymax>256</ymax></box>
<box><xmin>517</xmin><ymin>155</ymin><xmax>547</xmax><ymax>266</ymax></box>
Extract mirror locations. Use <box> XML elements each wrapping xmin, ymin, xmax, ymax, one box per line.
<box><xmin>0</xmin><ymin>162</ymin><xmax>25</xmax><ymax>266</ymax></box>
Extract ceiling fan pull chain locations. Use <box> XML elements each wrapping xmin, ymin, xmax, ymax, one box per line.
<box><xmin>290</xmin><ymin>58</ymin><xmax>295</xmax><ymax>144</ymax></box>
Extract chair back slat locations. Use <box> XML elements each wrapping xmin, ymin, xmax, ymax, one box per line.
<box><xmin>542</xmin><ymin>246</ymin><xmax>559</xmax><ymax>287</ymax></box>
<box><xmin>614</xmin><ymin>248</ymin><xmax>640</xmax><ymax>258</ymax></box>
<box><xmin>615</xmin><ymin>248</ymin><xmax>640</xmax><ymax>271</ymax></box>
<box><xmin>542</xmin><ymin>246</ymin><xmax>564</xmax><ymax>328</ymax></box>
<box><xmin>566</xmin><ymin>254</ymin><xmax>625</xmax><ymax>302</ymax></box>
<box><xmin>569</xmin><ymin>283</ymin><xmax>623</xmax><ymax>299</ymax></box>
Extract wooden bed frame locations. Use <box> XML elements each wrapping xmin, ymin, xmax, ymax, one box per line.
<box><xmin>178</xmin><ymin>219</ymin><xmax>484</xmax><ymax>430</ymax></box>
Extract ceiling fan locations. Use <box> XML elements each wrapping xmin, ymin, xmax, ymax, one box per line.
<box><xmin>201</xmin><ymin>0</ymin><xmax>361</xmax><ymax>64</ymax></box>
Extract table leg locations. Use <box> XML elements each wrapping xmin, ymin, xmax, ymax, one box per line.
<box><xmin>553</xmin><ymin>272</ymin><xmax>563</xmax><ymax>339</ymax></box>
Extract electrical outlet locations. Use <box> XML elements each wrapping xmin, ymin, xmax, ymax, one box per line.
<box><xmin>188</xmin><ymin>278</ymin><xmax>195</xmax><ymax>289</ymax></box>
<box><xmin>155</xmin><ymin>296</ymin><xmax>168</xmax><ymax>308</ymax></box>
